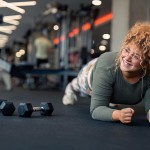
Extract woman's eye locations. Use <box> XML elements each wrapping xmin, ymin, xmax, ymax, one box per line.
<box><xmin>133</xmin><ymin>55</ymin><xmax>140</xmax><ymax>60</ymax></box>
<box><xmin>125</xmin><ymin>49</ymin><xmax>129</xmax><ymax>53</ymax></box>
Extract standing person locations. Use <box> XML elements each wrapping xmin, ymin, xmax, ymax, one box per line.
<box><xmin>62</xmin><ymin>22</ymin><xmax>150</xmax><ymax>124</ymax></box>
<box><xmin>34</xmin><ymin>30</ymin><xmax>53</xmax><ymax>68</ymax></box>
<box><xmin>33</xmin><ymin>30</ymin><xmax>53</xmax><ymax>87</ymax></box>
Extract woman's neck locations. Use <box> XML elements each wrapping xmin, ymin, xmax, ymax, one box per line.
<box><xmin>121</xmin><ymin>70</ymin><xmax>143</xmax><ymax>84</ymax></box>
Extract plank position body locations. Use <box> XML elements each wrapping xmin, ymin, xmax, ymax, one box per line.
<box><xmin>62</xmin><ymin>22</ymin><xmax>150</xmax><ymax>124</ymax></box>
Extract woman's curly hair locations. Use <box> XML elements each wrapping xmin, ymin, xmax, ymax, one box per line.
<box><xmin>115</xmin><ymin>22</ymin><xmax>150</xmax><ymax>73</ymax></box>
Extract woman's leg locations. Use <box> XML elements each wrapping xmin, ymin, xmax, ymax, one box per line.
<box><xmin>62</xmin><ymin>62</ymin><xmax>95</xmax><ymax>105</ymax></box>
<box><xmin>62</xmin><ymin>77</ymin><xmax>79</xmax><ymax>105</ymax></box>
<box><xmin>62</xmin><ymin>58</ymin><xmax>98</xmax><ymax>105</ymax></box>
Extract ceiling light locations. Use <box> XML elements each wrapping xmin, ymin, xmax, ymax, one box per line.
<box><xmin>53</xmin><ymin>25</ymin><xmax>59</xmax><ymax>30</ymax></box>
<box><xmin>99</xmin><ymin>45</ymin><xmax>106</xmax><ymax>51</ymax></box>
<box><xmin>0</xmin><ymin>38</ymin><xmax>8</xmax><ymax>42</ymax></box>
<box><xmin>90</xmin><ymin>49</ymin><xmax>95</xmax><ymax>54</ymax></box>
<box><xmin>0</xmin><ymin>41</ymin><xmax>6</xmax><ymax>44</ymax></box>
<box><xmin>0</xmin><ymin>43</ymin><xmax>6</xmax><ymax>47</ymax></box>
<box><xmin>0</xmin><ymin>39</ymin><xmax>8</xmax><ymax>44</ymax></box>
<box><xmin>0</xmin><ymin>40</ymin><xmax>7</xmax><ymax>44</ymax></box>
<box><xmin>0</xmin><ymin>36</ymin><xmax>8</xmax><ymax>39</ymax></box>
<box><xmin>0</xmin><ymin>25</ymin><xmax>16</xmax><ymax>30</ymax></box>
<box><xmin>3</xmin><ymin>17</ymin><xmax>20</xmax><ymax>25</ymax></box>
<box><xmin>0</xmin><ymin>1</ymin><xmax>37</xmax><ymax>7</ymax></box>
<box><xmin>0</xmin><ymin>37</ymin><xmax>8</xmax><ymax>41</ymax></box>
<box><xmin>19</xmin><ymin>49</ymin><xmax>25</xmax><ymax>55</ymax></box>
<box><xmin>4</xmin><ymin>15</ymin><xmax>22</xmax><ymax>20</ymax></box>
<box><xmin>0</xmin><ymin>34</ymin><xmax>8</xmax><ymax>38</ymax></box>
<box><xmin>0</xmin><ymin>0</ymin><xmax>25</xmax><ymax>14</ymax></box>
<box><xmin>92</xmin><ymin>0</ymin><xmax>102</xmax><ymax>6</ymax></box>
<box><xmin>102</xmin><ymin>34</ymin><xmax>110</xmax><ymax>39</ymax></box>
<box><xmin>16</xmin><ymin>52</ymin><xmax>21</xmax><ymax>58</ymax></box>
<box><xmin>0</xmin><ymin>29</ymin><xmax>12</xmax><ymax>34</ymax></box>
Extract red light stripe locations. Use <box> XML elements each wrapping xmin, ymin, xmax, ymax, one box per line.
<box><xmin>60</xmin><ymin>35</ymin><xmax>65</xmax><ymax>41</ymax></box>
<box><xmin>53</xmin><ymin>13</ymin><xmax>113</xmax><ymax>44</ymax></box>
<box><xmin>73</xmin><ymin>28</ymin><xmax>79</xmax><ymax>35</ymax></box>
<box><xmin>82</xmin><ymin>23</ymin><xmax>91</xmax><ymax>31</ymax></box>
<box><xmin>53</xmin><ymin>38</ymin><xmax>59</xmax><ymax>44</ymax></box>
<box><xmin>68</xmin><ymin>31</ymin><xmax>74</xmax><ymax>38</ymax></box>
<box><xmin>94</xmin><ymin>13</ymin><xmax>113</xmax><ymax>26</ymax></box>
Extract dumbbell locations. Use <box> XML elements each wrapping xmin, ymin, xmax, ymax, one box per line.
<box><xmin>0</xmin><ymin>100</ymin><xmax>16</xmax><ymax>116</ymax></box>
<box><xmin>0</xmin><ymin>99</ymin><xmax>7</xmax><ymax>113</ymax></box>
<box><xmin>0</xmin><ymin>99</ymin><xmax>7</xmax><ymax>106</ymax></box>
<box><xmin>18</xmin><ymin>102</ymin><xmax>54</xmax><ymax>117</ymax></box>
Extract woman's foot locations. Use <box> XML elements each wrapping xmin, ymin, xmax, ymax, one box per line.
<box><xmin>62</xmin><ymin>93</ymin><xmax>77</xmax><ymax>105</ymax></box>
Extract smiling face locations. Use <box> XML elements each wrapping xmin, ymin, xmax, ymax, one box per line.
<box><xmin>119</xmin><ymin>43</ymin><xmax>143</xmax><ymax>77</ymax></box>
<box><xmin>115</xmin><ymin>22</ymin><xmax>150</xmax><ymax>77</ymax></box>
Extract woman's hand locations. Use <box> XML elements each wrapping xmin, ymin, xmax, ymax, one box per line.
<box><xmin>112</xmin><ymin>108</ymin><xmax>134</xmax><ymax>124</ymax></box>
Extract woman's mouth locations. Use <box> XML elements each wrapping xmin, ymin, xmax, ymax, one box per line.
<box><xmin>122</xmin><ymin>59</ymin><xmax>132</xmax><ymax>68</ymax></box>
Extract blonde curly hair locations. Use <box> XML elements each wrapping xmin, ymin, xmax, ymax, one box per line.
<box><xmin>115</xmin><ymin>22</ymin><xmax>150</xmax><ymax>73</ymax></box>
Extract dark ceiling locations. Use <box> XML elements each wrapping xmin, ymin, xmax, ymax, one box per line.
<box><xmin>0</xmin><ymin>0</ymin><xmax>112</xmax><ymax>48</ymax></box>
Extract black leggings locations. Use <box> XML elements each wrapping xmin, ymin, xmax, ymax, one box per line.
<box><xmin>36</xmin><ymin>58</ymin><xmax>48</xmax><ymax>67</ymax></box>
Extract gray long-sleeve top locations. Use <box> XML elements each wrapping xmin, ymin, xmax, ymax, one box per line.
<box><xmin>90</xmin><ymin>52</ymin><xmax>150</xmax><ymax>121</ymax></box>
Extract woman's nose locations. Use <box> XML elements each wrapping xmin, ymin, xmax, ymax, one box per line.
<box><xmin>125</xmin><ymin>53</ymin><xmax>133</xmax><ymax>61</ymax></box>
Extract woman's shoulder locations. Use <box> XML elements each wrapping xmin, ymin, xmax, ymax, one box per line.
<box><xmin>100</xmin><ymin>51</ymin><xmax>118</xmax><ymax>59</ymax></box>
<box><xmin>96</xmin><ymin>51</ymin><xmax>118</xmax><ymax>68</ymax></box>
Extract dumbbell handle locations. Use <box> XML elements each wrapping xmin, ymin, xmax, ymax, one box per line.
<box><xmin>33</xmin><ymin>107</ymin><xmax>44</xmax><ymax>111</ymax></box>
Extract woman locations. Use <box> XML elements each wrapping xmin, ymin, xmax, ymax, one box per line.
<box><xmin>62</xmin><ymin>22</ymin><xmax>150</xmax><ymax>124</ymax></box>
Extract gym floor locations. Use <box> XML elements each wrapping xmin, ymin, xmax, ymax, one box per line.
<box><xmin>0</xmin><ymin>86</ymin><xmax>150</xmax><ymax>150</ymax></box>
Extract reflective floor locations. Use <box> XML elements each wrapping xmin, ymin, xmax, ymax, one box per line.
<box><xmin>0</xmin><ymin>86</ymin><xmax>150</xmax><ymax>150</ymax></box>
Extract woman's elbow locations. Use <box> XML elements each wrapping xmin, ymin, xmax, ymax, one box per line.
<box><xmin>90</xmin><ymin>110</ymin><xmax>97</xmax><ymax>120</ymax></box>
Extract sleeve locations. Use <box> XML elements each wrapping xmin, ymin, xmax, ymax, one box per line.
<box><xmin>90</xmin><ymin>67</ymin><xmax>116</xmax><ymax>121</ymax></box>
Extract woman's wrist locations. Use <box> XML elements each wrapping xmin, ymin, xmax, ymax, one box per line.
<box><xmin>112</xmin><ymin>110</ymin><xmax>120</xmax><ymax>121</ymax></box>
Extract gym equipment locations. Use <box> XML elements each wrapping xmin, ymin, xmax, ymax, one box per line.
<box><xmin>23</xmin><ymin>68</ymin><xmax>78</xmax><ymax>90</ymax></box>
<box><xmin>0</xmin><ymin>101</ymin><xmax>16</xmax><ymax>116</ymax></box>
<box><xmin>18</xmin><ymin>102</ymin><xmax>54</xmax><ymax>117</ymax></box>
<box><xmin>0</xmin><ymin>99</ymin><xmax>7</xmax><ymax>112</ymax></box>
<box><xmin>0</xmin><ymin>99</ymin><xmax>7</xmax><ymax>105</ymax></box>
<box><xmin>0</xmin><ymin>59</ymin><xmax>26</xmax><ymax>84</ymax></box>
